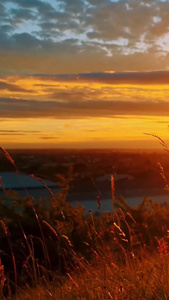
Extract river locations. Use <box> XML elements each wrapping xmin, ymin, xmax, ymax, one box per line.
<box><xmin>68</xmin><ymin>192</ymin><xmax>169</xmax><ymax>213</ymax></box>
<box><xmin>0</xmin><ymin>187</ymin><xmax>168</xmax><ymax>213</ymax></box>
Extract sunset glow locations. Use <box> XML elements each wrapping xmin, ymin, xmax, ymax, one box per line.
<box><xmin>1</xmin><ymin>0</ymin><xmax>169</xmax><ymax>149</ymax></box>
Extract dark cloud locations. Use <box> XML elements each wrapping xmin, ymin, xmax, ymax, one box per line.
<box><xmin>10</xmin><ymin>8</ymin><xmax>37</xmax><ymax>23</ymax></box>
<box><xmin>50</xmin><ymin>89</ymin><xmax>95</xmax><ymax>101</ymax></box>
<box><xmin>40</xmin><ymin>136</ymin><xmax>56</xmax><ymax>139</ymax></box>
<box><xmin>0</xmin><ymin>130</ymin><xmax>40</xmax><ymax>133</ymax></box>
<box><xmin>0</xmin><ymin>30</ymin><xmax>82</xmax><ymax>54</ymax></box>
<box><xmin>0</xmin><ymin>25</ymin><xmax>13</xmax><ymax>34</ymax></box>
<box><xmin>0</xmin><ymin>133</ymin><xmax>25</xmax><ymax>136</ymax></box>
<box><xmin>0</xmin><ymin>97</ymin><xmax>169</xmax><ymax>119</ymax></box>
<box><xmin>0</xmin><ymin>129</ymin><xmax>40</xmax><ymax>136</ymax></box>
<box><xmin>0</xmin><ymin>81</ymin><xmax>33</xmax><ymax>92</ymax></box>
<box><xmin>9</xmin><ymin>0</ymin><xmax>54</xmax><ymax>14</ymax></box>
<box><xmin>12</xmin><ymin>33</ymin><xmax>42</xmax><ymax>52</ymax></box>
<box><xmin>35</xmin><ymin>70</ymin><xmax>169</xmax><ymax>85</ymax></box>
<box><xmin>0</xmin><ymin>3</ymin><xmax>7</xmax><ymax>19</ymax></box>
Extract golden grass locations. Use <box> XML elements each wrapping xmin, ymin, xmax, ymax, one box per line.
<box><xmin>15</xmin><ymin>247</ymin><xmax>169</xmax><ymax>300</ymax></box>
<box><xmin>1</xmin><ymin>146</ymin><xmax>169</xmax><ymax>299</ymax></box>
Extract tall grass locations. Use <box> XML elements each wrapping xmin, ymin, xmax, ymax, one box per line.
<box><xmin>0</xmin><ymin>147</ymin><xmax>169</xmax><ymax>299</ymax></box>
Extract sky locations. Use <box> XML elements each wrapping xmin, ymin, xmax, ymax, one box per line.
<box><xmin>1</xmin><ymin>0</ymin><xmax>169</xmax><ymax>149</ymax></box>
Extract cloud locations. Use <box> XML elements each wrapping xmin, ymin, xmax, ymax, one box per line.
<box><xmin>10</xmin><ymin>0</ymin><xmax>54</xmax><ymax>14</ymax></box>
<box><xmin>0</xmin><ymin>130</ymin><xmax>40</xmax><ymax>136</ymax></box>
<box><xmin>1</xmin><ymin>71</ymin><xmax>169</xmax><ymax>117</ymax></box>
<box><xmin>40</xmin><ymin>136</ymin><xmax>56</xmax><ymax>139</ymax></box>
<box><xmin>2</xmin><ymin>33</ymin><xmax>43</xmax><ymax>53</ymax></box>
<box><xmin>11</xmin><ymin>8</ymin><xmax>36</xmax><ymax>21</ymax></box>
<box><xmin>1</xmin><ymin>97</ymin><xmax>169</xmax><ymax>119</ymax></box>
<box><xmin>0</xmin><ymin>3</ymin><xmax>7</xmax><ymax>19</ymax></box>
<box><xmin>0</xmin><ymin>133</ymin><xmax>25</xmax><ymax>136</ymax></box>
<box><xmin>1</xmin><ymin>0</ymin><xmax>169</xmax><ymax>74</ymax></box>
<box><xmin>0</xmin><ymin>81</ymin><xmax>33</xmax><ymax>92</ymax></box>
<box><xmin>35</xmin><ymin>70</ymin><xmax>169</xmax><ymax>85</ymax></box>
<box><xmin>0</xmin><ymin>130</ymin><xmax>40</xmax><ymax>133</ymax></box>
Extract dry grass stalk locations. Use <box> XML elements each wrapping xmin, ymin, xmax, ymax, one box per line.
<box><xmin>91</xmin><ymin>178</ymin><xmax>102</xmax><ymax>210</ymax></box>
<box><xmin>0</xmin><ymin>147</ymin><xmax>18</xmax><ymax>171</ymax></box>
<box><xmin>111</xmin><ymin>175</ymin><xmax>115</xmax><ymax>201</ymax></box>
<box><xmin>62</xmin><ymin>235</ymin><xmax>73</xmax><ymax>247</ymax></box>
<box><xmin>66</xmin><ymin>273</ymin><xmax>79</xmax><ymax>289</ymax></box>
<box><xmin>144</xmin><ymin>132</ymin><xmax>169</xmax><ymax>152</ymax></box>
<box><xmin>126</xmin><ymin>212</ymin><xmax>136</xmax><ymax>224</ymax></box>
<box><xmin>30</xmin><ymin>203</ymin><xmax>51</xmax><ymax>267</ymax></box>
<box><xmin>0</xmin><ymin>259</ymin><xmax>6</xmax><ymax>297</ymax></box>
<box><xmin>0</xmin><ymin>220</ymin><xmax>17</xmax><ymax>294</ymax></box>
<box><xmin>157</xmin><ymin>162</ymin><xmax>169</xmax><ymax>190</ymax></box>
<box><xmin>29</xmin><ymin>174</ymin><xmax>54</xmax><ymax>198</ymax></box>
<box><xmin>42</xmin><ymin>220</ymin><xmax>58</xmax><ymax>238</ymax></box>
<box><xmin>97</xmin><ymin>195</ymin><xmax>101</xmax><ymax>210</ymax></box>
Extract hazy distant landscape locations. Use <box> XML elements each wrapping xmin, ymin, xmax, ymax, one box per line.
<box><xmin>2</xmin><ymin>148</ymin><xmax>168</xmax><ymax>195</ymax></box>
<box><xmin>1</xmin><ymin>148</ymin><xmax>169</xmax><ymax>210</ymax></box>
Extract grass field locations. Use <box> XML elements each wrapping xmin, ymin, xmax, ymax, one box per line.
<box><xmin>0</xmin><ymin>147</ymin><xmax>169</xmax><ymax>299</ymax></box>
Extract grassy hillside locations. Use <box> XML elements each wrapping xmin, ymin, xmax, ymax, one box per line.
<box><xmin>0</xmin><ymin>148</ymin><xmax>169</xmax><ymax>299</ymax></box>
<box><xmin>0</xmin><ymin>192</ymin><xmax>168</xmax><ymax>299</ymax></box>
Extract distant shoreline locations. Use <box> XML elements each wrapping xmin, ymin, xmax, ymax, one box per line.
<box><xmin>67</xmin><ymin>187</ymin><xmax>169</xmax><ymax>202</ymax></box>
<box><xmin>5</xmin><ymin>148</ymin><xmax>165</xmax><ymax>153</ymax></box>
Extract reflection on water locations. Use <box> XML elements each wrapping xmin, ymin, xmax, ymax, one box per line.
<box><xmin>70</xmin><ymin>194</ymin><xmax>169</xmax><ymax>214</ymax></box>
<box><xmin>0</xmin><ymin>187</ymin><xmax>60</xmax><ymax>201</ymax></box>
<box><xmin>0</xmin><ymin>188</ymin><xmax>169</xmax><ymax>214</ymax></box>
